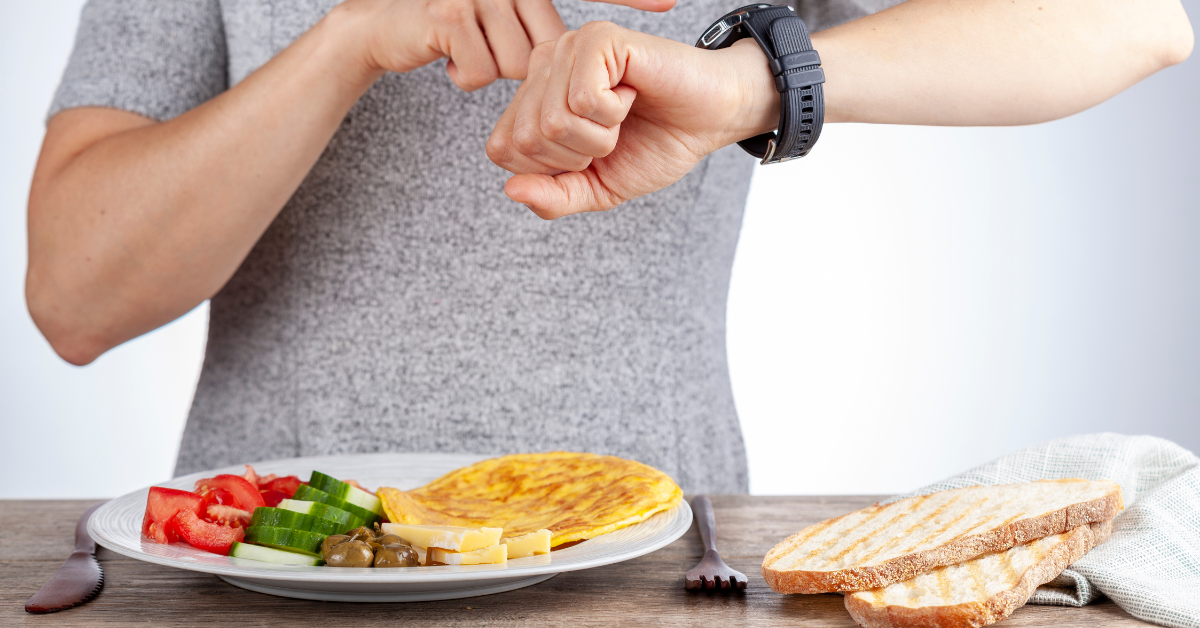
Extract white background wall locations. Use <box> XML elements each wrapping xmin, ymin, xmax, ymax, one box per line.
<box><xmin>2</xmin><ymin>0</ymin><xmax>1197</xmax><ymax>499</ymax></box>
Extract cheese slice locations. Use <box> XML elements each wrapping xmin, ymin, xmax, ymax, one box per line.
<box><xmin>429</xmin><ymin>544</ymin><xmax>508</xmax><ymax>565</ymax></box>
<box><xmin>382</xmin><ymin>524</ymin><xmax>503</xmax><ymax>552</ymax></box>
<box><xmin>503</xmin><ymin>529</ymin><xmax>551</xmax><ymax>558</ymax></box>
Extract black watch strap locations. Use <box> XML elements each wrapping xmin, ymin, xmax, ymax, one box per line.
<box><xmin>697</xmin><ymin>4</ymin><xmax>824</xmax><ymax>164</ymax></box>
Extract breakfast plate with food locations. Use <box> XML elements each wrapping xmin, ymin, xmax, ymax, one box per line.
<box><xmin>87</xmin><ymin>451</ymin><xmax>692</xmax><ymax>602</ymax></box>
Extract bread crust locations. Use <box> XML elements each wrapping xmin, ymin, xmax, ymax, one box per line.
<box><xmin>843</xmin><ymin>519</ymin><xmax>1112</xmax><ymax>628</ymax></box>
<box><xmin>762</xmin><ymin>480</ymin><xmax>1122</xmax><ymax>594</ymax></box>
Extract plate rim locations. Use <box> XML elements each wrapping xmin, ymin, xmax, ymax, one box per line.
<box><xmin>89</xmin><ymin>452</ymin><xmax>694</xmax><ymax>584</ymax></box>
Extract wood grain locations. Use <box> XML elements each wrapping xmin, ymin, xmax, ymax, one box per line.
<box><xmin>0</xmin><ymin>498</ymin><xmax>1152</xmax><ymax>627</ymax></box>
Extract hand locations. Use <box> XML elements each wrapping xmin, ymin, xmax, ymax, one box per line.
<box><xmin>344</xmin><ymin>0</ymin><xmax>678</xmax><ymax>92</ymax></box>
<box><xmin>486</xmin><ymin>22</ymin><xmax>779</xmax><ymax>218</ymax></box>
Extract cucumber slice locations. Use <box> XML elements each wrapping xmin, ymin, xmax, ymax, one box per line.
<box><xmin>250</xmin><ymin>507</ymin><xmax>346</xmax><ymax>536</ymax></box>
<box><xmin>250</xmin><ymin>507</ymin><xmax>306</xmax><ymax>529</ymax></box>
<box><xmin>309</xmin><ymin>471</ymin><xmax>383</xmax><ymax>515</ymax></box>
<box><xmin>244</xmin><ymin>526</ymin><xmax>325</xmax><ymax>556</ymax></box>
<box><xmin>278</xmin><ymin>499</ymin><xmax>362</xmax><ymax>530</ymax></box>
<box><xmin>293</xmin><ymin>484</ymin><xmax>381</xmax><ymax>525</ymax></box>
<box><xmin>229</xmin><ymin>541</ymin><xmax>323</xmax><ymax>566</ymax></box>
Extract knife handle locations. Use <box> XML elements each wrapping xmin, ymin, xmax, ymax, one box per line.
<box><xmin>75</xmin><ymin>502</ymin><xmax>103</xmax><ymax>554</ymax></box>
<box><xmin>692</xmin><ymin>495</ymin><xmax>717</xmax><ymax>553</ymax></box>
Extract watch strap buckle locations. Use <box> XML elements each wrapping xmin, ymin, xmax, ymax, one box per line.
<box><xmin>768</xmin><ymin>50</ymin><xmax>821</xmax><ymax>76</ymax></box>
<box><xmin>774</xmin><ymin>68</ymin><xmax>825</xmax><ymax>92</ymax></box>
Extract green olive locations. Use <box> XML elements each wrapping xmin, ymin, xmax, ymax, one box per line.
<box><xmin>325</xmin><ymin>539</ymin><xmax>375</xmax><ymax>568</ymax></box>
<box><xmin>345</xmin><ymin>526</ymin><xmax>377</xmax><ymax>543</ymax></box>
<box><xmin>369</xmin><ymin>533</ymin><xmax>408</xmax><ymax>551</ymax></box>
<box><xmin>374</xmin><ymin>544</ymin><xmax>419</xmax><ymax>568</ymax></box>
<box><xmin>321</xmin><ymin>534</ymin><xmax>350</xmax><ymax>558</ymax></box>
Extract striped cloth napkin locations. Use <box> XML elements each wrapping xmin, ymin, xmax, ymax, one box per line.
<box><xmin>888</xmin><ymin>433</ymin><xmax>1200</xmax><ymax>628</ymax></box>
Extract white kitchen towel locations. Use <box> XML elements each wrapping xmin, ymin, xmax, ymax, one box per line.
<box><xmin>888</xmin><ymin>433</ymin><xmax>1200</xmax><ymax>628</ymax></box>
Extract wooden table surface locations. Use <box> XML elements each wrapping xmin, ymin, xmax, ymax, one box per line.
<box><xmin>2</xmin><ymin>497</ymin><xmax>1151</xmax><ymax>627</ymax></box>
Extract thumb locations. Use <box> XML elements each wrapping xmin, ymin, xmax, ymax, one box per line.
<box><xmin>584</xmin><ymin>0</ymin><xmax>676</xmax><ymax>12</ymax></box>
<box><xmin>504</xmin><ymin>170</ymin><xmax>622</xmax><ymax>219</ymax></box>
<box><xmin>570</xmin><ymin>83</ymin><xmax>637</xmax><ymax>129</ymax></box>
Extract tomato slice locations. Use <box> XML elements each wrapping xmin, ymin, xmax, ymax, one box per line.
<box><xmin>241</xmin><ymin>464</ymin><xmax>261</xmax><ymax>487</ymax></box>
<box><xmin>194</xmin><ymin>474</ymin><xmax>266</xmax><ymax>512</ymax></box>
<box><xmin>172</xmin><ymin>509</ymin><xmax>244</xmax><ymax>555</ymax></box>
<box><xmin>260</xmin><ymin>490</ymin><xmax>287</xmax><ymax>507</ymax></box>
<box><xmin>260</xmin><ymin>476</ymin><xmax>302</xmax><ymax>498</ymax></box>
<box><xmin>200</xmin><ymin>488</ymin><xmax>235</xmax><ymax>509</ymax></box>
<box><xmin>205</xmin><ymin>504</ymin><xmax>252</xmax><ymax>528</ymax></box>
<box><xmin>142</xmin><ymin>487</ymin><xmax>204</xmax><ymax>545</ymax></box>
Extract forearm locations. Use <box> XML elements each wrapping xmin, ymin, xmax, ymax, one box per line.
<box><xmin>489</xmin><ymin>0</ymin><xmax>1191</xmax><ymax>218</ymax></box>
<box><xmin>810</xmin><ymin>0</ymin><xmax>1194</xmax><ymax>125</ymax></box>
<box><xmin>27</xmin><ymin>5</ymin><xmax>381</xmax><ymax>364</ymax></box>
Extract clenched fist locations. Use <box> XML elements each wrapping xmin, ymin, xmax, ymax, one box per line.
<box><xmin>486</xmin><ymin>21</ymin><xmax>779</xmax><ymax>217</ymax></box>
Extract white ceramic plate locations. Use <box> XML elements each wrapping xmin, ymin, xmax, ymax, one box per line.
<box><xmin>89</xmin><ymin>452</ymin><xmax>692</xmax><ymax>602</ymax></box>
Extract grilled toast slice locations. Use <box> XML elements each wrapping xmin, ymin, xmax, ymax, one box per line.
<box><xmin>844</xmin><ymin>519</ymin><xmax>1113</xmax><ymax>628</ymax></box>
<box><xmin>762</xmin><ymin>479</ymin><xmax>1122</xmax><ymax>593</ymax></box>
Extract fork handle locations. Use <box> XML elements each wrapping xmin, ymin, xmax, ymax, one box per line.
<box><xmin>692</xmin><ymin>495</ymin><xmax>717</xmax><ymax>553</ymax></box>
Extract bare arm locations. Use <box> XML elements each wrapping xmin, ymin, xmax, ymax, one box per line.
<box><xmin>27</xmin><ymin>7</ymin><xmax>381</xmax><ymax>366</ymax></box>
<box><xmin>817</xmin><ymin>0</ymin><xmax>1195</xmax><ymax>125</ymax></box>
<box><xmin>487</xmin><ymin>0</ymin><xmax>1194</xmax><ymax>216</ymax></box>
<box><xmin>29</xmin><ymin>0</ymin><xmax>677</xmax><ymax>365</ymax></box>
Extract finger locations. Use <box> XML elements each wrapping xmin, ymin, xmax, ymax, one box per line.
<box><xmin>442</xmin><ymin>9</ymin><xmax>500</xmax><ymax>91</ymax></box>
<box><xmin>512</xmin><ymin>61</ymin><xmax>595</xmax><ymax>172</ymax></box>
<box><xmin>515</xmin><ymin>0</ymin><xmax>568</xmax><ymax>44</ymax></box>
<box><xmin>583</xmin><ymin>0</ymin><xmax>676</xmax><ymax>13</ymax></box>
<box><xmin>504</xmin><ymin>170</ymin><xmax>622</xmax><ymax>219</ymax></box>
<box><xmin>489</xmin><ymin>112</ymin><xmax>565</xmax><ymax>175</ymax></box>
<box><xmin>477</xmin><ymin>0</ymin><xmax>534</xmax><ymax>79</ymax></box>
<box><xmin>567</xmin><ymin>25</ymin><xmax>639</xmax><ymax>127</ymax></box>
<box><xmin>484</xmin><ymin>48</ymin><xmax>564</xmax><ymax>175</ymax></box>
<box><xmin>539</xmin><ymin>37</ymin><xmax>624</xmax><ymax>157</ymax></box>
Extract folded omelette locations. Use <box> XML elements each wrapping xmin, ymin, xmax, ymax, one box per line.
<box><xmin>377</xmin><ymin>452</ymin><xmax>683</xmax><ymax>546</ymax></box>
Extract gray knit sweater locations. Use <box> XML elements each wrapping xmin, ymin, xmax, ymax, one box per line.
<box><xmin>52</xmin><ymin>0</ymin><xmax>891</xmax><ymax>493</ymax></box>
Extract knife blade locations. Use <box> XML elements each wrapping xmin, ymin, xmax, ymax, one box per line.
<box><xmin>25</xmin><ymin>501</ymin><xmax>106</xmax><ymax>613</ymax></box>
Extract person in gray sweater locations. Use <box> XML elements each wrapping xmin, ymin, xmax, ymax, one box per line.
<box><xmin>26</xmin><ymin>0</ymin><xmax>1192</xmax><ymax>492</ymax></box>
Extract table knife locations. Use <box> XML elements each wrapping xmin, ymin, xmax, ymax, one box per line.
<box><xmin>25</xmin><ymin>501</ymin><xmax>105</xmax><ymax>613</ymax></box>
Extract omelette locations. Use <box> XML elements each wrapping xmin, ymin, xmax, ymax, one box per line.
<box><xmin>377</xmin><ymin>452</ymin><xmax>683</xmax><ymax>546</ymax></box>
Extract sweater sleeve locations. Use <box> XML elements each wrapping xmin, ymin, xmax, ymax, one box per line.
<box><xmin>48</xmin><ymin>0</ymin><xmax>228</xmax><ymax>122</ymax></box>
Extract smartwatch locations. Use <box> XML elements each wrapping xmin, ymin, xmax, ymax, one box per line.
<box><xmin>696</xmin><ymin>4</ymin><xmax>824</xmax><ymax>164</ymax></box>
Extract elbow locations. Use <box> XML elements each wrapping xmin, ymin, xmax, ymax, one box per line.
<box><xmin>1153</xmin><ymin>1</ymin><xmax>1194</xmax><ymax>69</ymax></box>
<box><xmin>25</xmin><ymin>269</ymin><xmax>106</xmax><ymax>366</ymax></box>
<box><xmin>1165</xmin><ymin>18</ymin><xmax>1194</xmax><ymax>67</ymax></box>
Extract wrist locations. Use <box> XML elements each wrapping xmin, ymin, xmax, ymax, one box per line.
<box><xmin>720</xmin><ymin>39</ymin><xmax>781</xmax><ymax>147</ymax></box>
<box><xmin>315</xmin><ymin>0</ymin><xmax>389</xmax><ymax>90</ymax></box>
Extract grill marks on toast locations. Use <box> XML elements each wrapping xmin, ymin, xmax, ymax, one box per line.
<box><xmin>896</xmin><ymin>496</ymin><xmax>1014</xmax><ymax>557</ymax></box>
<box><xmin>936</xmin><ymin>563</ymin><xmax>954</xmax><ymax>602</ymax></box>
<box><xmin>800</xmin><ymin>507</ymin><xmax>890</xmax><ymax>567</ymax></box>
<box><xmin>829</xmin><ymin>497</ymin><xmax>935</xmax><ymax>566</ymax></box>
<box><xmin>859</xmin><ymin>495</ymin><xmax>973</xmax><ymax>566</ymax></box>
<box><xmin>942</xmin><ymin>511</ymin><xmax>1024</xmax><ymax>552</ymax></box>
<box><xmin>762</xmin><ymin>480</ymin><xmax>1123</xmax><ymax>594</ymax></box>
<box><xmin>844</xmin><ymin>520</ymin><xmax>1113</xmax><ymax>628</ymax></box>
<box><xmin>966</xmin><ymin>556</ymin><xmax>985</xmax><ymax>598</ymax></box>
<box><xmin>785</xmin><ymin>495</ymin><xmax>934</xmax><ymax>572</ymax></box>
<box><xmin>777</xmin><ymin>499</ymin><xmax>912</xmax><ymax>571</ymax></box>
<box><xmin>785</xmin><ymin>512</ymin><xmax>847</xmax><ymax>552</ymax></box>
<box><xmin>999</xmin><ymin>543</ymin><xmax>1020</xmax><ymax>587</ymax></box>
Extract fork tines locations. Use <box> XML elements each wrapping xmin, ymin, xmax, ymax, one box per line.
<box><xmin>686</xmin><ymin>573</ymin><xmax>746</xmax><ymax>591</ymax></box>
<box><xmin>685</xmin><ymin>551</ymin><xmax>748</xmax><ymax>592</ymax></box>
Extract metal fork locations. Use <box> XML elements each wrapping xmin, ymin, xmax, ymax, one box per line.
<box><xmin>684</xmin><ymin>495</ymin><xmax>747</xmax><ymax>591</ymax></box>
